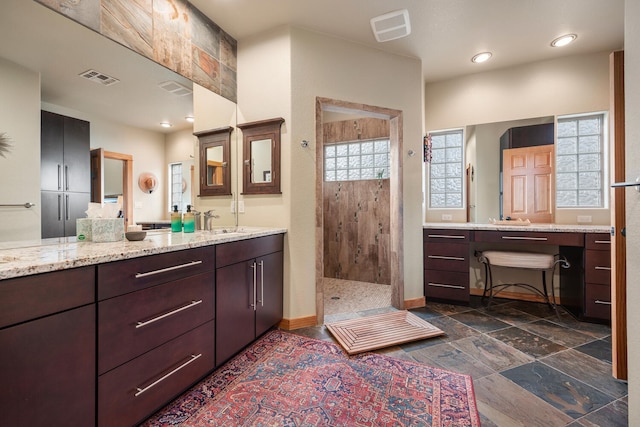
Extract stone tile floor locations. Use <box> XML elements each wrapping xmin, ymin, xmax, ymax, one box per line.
<box><xmin>289</xmin><ymin>297</ymin><xmax>628</xmax><ymax>427</ymax></box>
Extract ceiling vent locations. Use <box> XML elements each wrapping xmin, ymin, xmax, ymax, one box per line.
<box><xmin>158</xmin><ymin>80</ymin><xmax>193</xmax><ymax>96</ymax></box>
<box><xmin>79</xmin><ymin>69</ymin><xmax>120</xmax><ymax>86</ymax></box>
<box><xmin>370</xmin><ymin>9</ymin><xmax>411</xmax><ymax>42</ymax></box>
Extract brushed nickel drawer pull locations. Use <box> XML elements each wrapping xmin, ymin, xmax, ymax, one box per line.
<box><xmin>594</xmin><ymin>240</ymin><xmax>610</xmax><ymax>244</ymax></box>
<box><xmin>427</xmin><ymin>234</ymin><xmax>466</xmax><ymax>239</ymax></box>
<box><xmin>501</xmin><ymin>236</ymin><xmax>548</xmax><ymax>241</ymax></box>
<box><xmin>135</xmin><ymin>260</ymin><xmax>203</xmax><ymax>278</ymax></box>
<box><xmin>427</xmin><ymin>282</ymin><xmax>465</xmax><ymax>290</ymax></box>
<box><xmin>428</xmin><ymin>255</ymin><xmax>465</xmax><ymax>261</ymax></box>
<box><xmin>136</xmin><ymin>300</ymin><xmax>203</xmax><ymax>328</ymax></box>
<box><xmin>594</xmin><ymin>300</ymin><xmax>612</xmax><ymax>305</ymax></box>
<box><xmin>594</xmin><ymin>266</ymin><xmax>611</xmax><ymax>271</ymax></box>
<box><xmin>134</xmin><ymin>353</ymin><xmax>202</xmax><ymax>397</ymax></box>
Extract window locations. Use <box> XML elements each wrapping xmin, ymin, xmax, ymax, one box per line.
<box><xmin>324</xmin><ymin>139</ymin><xmax>390</xmax><ymax>182</ymax></box>
<box><xmin>429</xmin><ymin>129</ymin><xmax>464</xmax><ymax>208</ymax></box>
<box><xmin>169</xmin><ymin>162</ymin><xmax>184</xmax><ymax>211</ymax></box>
<box><xmin>556</xmin><ymin>113</ymin><xmax>606</xmax><ymax>208</ymax></box>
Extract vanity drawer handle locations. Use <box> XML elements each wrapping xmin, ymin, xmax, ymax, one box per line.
<box><xmin>594</xmin><ymin>240</ymin><xmax>611</xmax><ymax>244</ymax></box>
<box><xmin>135</xmin><ymin>300</ymin><xmax>203</xmax><ymax>328</ymax></box>
<box><xmin>501</xmin><ymin>236</ymin><xmax>548</xmax><ymax>241</ymax></box>
<box><xmin>594</xmin><ymin>266</ymin><xmax>611</xmax><ymax>271</ymax></box>
<box><xmin>135</xmin><ymin>260</ymin><xmax>203</xmax><ymax>278</ymax></box>
<box><xmin>427</xmin><ymin>282</ymin><xmax>465</xmax><ymax>290</ymax></box>
<box><xmin>427</xmin><ymin>234</ymin><xmax>466</xmax><ymax>239</ymax></box>
<box><xmin>594</xmin><ymin>300</ymin><xmax>612</xmax><ymax>305</ymax></box>
<box><xmin>134</xmin><ymin>353</ymin><xmax>202</xmax><ymax>397</ymax></box>
<box><xmin>428</xmin><ymin>255</ymin><xmax>465</xmax><ymax>261</ymax></box>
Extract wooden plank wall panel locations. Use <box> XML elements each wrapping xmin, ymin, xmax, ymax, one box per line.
<box><xmin>323</xmin><ymin>117</ymin><xmax>391</xmax><ymax>285</ymax></box>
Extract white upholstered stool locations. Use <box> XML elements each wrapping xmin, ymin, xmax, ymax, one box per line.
<box><xmin>477</xmin><ymin>250</ymin><xmax>570</xmax><ymax>316</ymax></box>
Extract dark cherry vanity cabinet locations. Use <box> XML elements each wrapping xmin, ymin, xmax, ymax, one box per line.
<box><xmin>215</xmin><ymin>234</ymin><xmax>284</xmax><ymax>366</ymax></box>
<box><xmin>0</xmin><ymin>267</ymin><xmax>96</xmax><ymax>427</ymax></box>
<box><xmin>41</xmin><ymin>110</ymin><xmax>91</xmax><ymax>238</ymax></box>
<box><xmin>423</xmin><ymin>229</ymin><xmax>472</xmax><ymax>303</ymax></box>
<box><xmin>583</xmin><ymin>233</ymin><xmax>612</xmax><ymax>321</ymax></box>
<box><xmin>97</xmin><ymin>246</ymin><xmax>216</xmax><ymax>427</ymax></box>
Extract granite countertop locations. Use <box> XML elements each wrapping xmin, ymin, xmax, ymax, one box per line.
<box><xmin>423</xmin><ymin>222</ymin><xmax>611</xmax><ymax>233</ymax></box>
<box><xmin>0</xmin><ymin>227</ymin><xmax>287</xmax><ymax>280</ymax></box>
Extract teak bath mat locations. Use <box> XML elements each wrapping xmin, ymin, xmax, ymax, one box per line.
<box><xmin>326</xmin><ymin>310</ymin><xmax>445</xmax><ymax>354</ymax></box>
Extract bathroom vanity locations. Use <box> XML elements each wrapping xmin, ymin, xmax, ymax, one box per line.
<box><xmin>0</xmin><ymin>228</ymin><xmax>285</xmax><ymax>427</ymax></box>
<box><xmin>423</xmin><ymin>223</ymin><xmax>611</xmax><ymax>323</ymax></box>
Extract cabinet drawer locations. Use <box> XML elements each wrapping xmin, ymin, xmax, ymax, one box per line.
<box><xmin>474</xmin><ymin>230</ymin><xmax>584</xmax><ymax>247</ymax></box>
<box><xmin>216</xmin><ymin>234</ymin><xmax>284</xmax><ymax>268</ymax></box>
<box><xmin>424</xmin><ymin>243</ymin><xmax>469</xmax><ymax>272</ymax></box>
<box><xmin>98</xmin><ymin>246</ymin><xmax>214</xmax><ymax>300</ymax></box>
<box><xmin>424</xmin><ymin>269</ymin><xmax>469</xmax><ymax>303</ymax></box>
<box><xmin>98</xmin><ymin>320</ymin><xmax>215</xmax><ymax>427</ymax></box>
<box><xmin>585</xmin><ymin>283</ymin><xmax>611</xmax><ymax>320</ymax></box>
<box><xmin>424</xmin><ymin>229</ymin><xmax>471</xmax><ymax>244</ymax></box>
<box><xmin>0</xmin><ymin>266</ymin><xmax>94</xmax><ymax>329</ymax></box>
<box><xmin>98</xmin><ymin>272</ymin><xmax>214</xmax><ymax>374</ymax></box>
<box><xmin>585</xmin><ymin>250</ymin><xmax>611</xmax><ymax>285</ymax></box>
<box><xmin>585</xmin><ymin>233</ymin><xmax>611</xmax><ymax>250</ymax></box>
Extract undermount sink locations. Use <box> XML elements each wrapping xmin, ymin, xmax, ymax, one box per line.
<box><xmin>208</xmin><ymin>227</ymin><xmax>249</xmax><ymax>235</ymax></box>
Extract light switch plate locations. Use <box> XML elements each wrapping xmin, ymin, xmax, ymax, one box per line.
<box><xmin>230</xmin><ymin>200</ymin><xmax>235</xmax><ymax>213</ymax></box>
<box><xmin>238</xmin><ymin>200</ymin><xmax>245</xmax><ymax>213</ymax></box>
<box><xmin>577</xmin><ymin>215</ymin><xmax>592</xmax><ymax>223</ymax></box>
<box><xmin>441</xmin><ymin>214</ymin><xmax>452</xmax><ymax>221</ymax></box>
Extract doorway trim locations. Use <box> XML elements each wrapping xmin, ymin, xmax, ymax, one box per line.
<box><xmin>315</xmin><ymin>97</ymin><xmax>404</xmax><ymax>325</ymax></box>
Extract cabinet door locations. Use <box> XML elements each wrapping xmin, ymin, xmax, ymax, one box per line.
<box><xmin>41</xmin><ymin>111</ymin><xmax>64</xmax><ymax>192</ymax></box>
<box><xmin>256</xmin><ymin>251</ymin><xmax>283</xmax><ymax>337</ymax></box>
<box><xmin>0</xmin><ymin>304</ymin><xmax>95</xmax><ymax>427</ymax></box>
<box><xmin>41</xmin><ymin>191</ymin><xmax>64</xmax><ymax>238</ymax></box>
<box><xmin>215</xmin><ymin>260</ymin><xmax>255</xmax><ymax>366</ymax></box>
<box><xmin>63</xmin><ymin>116</ymin><xmax>91</xmax><ymax>193</ymax></box>
<box><xmin>64</xmin><ymin>191</ymin><xmax>90</xmax><ymax>237</ymax></box>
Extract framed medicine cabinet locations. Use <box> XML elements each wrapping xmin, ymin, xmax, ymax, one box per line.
<box><xmin>237</xmin><ymin>117</ymin><xmax>284</xmax><ymax>195</ymax></box>
<box><xmin>195</xmin><ymin>126</ymin><xmax>233</xmax><ymax>197</ymax></box>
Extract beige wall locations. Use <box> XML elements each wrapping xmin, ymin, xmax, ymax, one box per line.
<box><xmin>236</xmin><ymin>26</ymin><xmax>424</xmax><ymax>320</ymax></box>
<box><xmin>425</xmin><ymin>51</ymin><xmax>612</xmax><ymax>224</ymax></box>
<box><xmin>626</xmin><ymin>0</ymin><xmax>640</xmax><ymax>421</ymax></box>
<box><xmin>0</xmin><ymin>58</ymin><xmax>41</xmax><ymax>242</ymax></box>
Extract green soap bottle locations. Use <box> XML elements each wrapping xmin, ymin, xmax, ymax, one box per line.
<box><xmin>171</xmin><ymin>205</ymin><xmax>182</xmax><ymax>232</ymax></box>
<box><xmin>183</xmin><ymin>205</ymin><xmax>195</xmax><ymax>233</ymax></box>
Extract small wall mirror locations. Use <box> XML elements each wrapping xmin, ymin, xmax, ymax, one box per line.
<box><xmin>238</xmin><ymin>117</ymin><xmax>284</xmax><ymax>195</ymax></box>
<box><xmin>195</xmin><ymin>126</ymin><xmax>233</xmax><ymax>196</ymax></box>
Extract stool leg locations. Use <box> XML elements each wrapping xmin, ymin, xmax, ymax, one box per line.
<box><xmin>482</xmin><ymin>262</ymin><xmax>489</xmax><ymax>301</ymax></box>
<box><xmin>543</xmin><ymin>270</ymin><xmax>561</xmax><ymax>318</ymax></box>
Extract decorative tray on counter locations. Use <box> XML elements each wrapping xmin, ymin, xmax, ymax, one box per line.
<box><xmin>489</xmin><ymin>218</ymin><xmax>531</xmax><ymax>226</ymax></box>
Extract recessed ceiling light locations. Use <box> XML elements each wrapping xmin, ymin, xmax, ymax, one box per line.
<box><xmin>471</xmin><ymin>52</ymin><xmax>492</xmax><ymax>63</ymax></box>
<box><xmin>551</xmin><ymin>34</ymin><xmax>577</xmax><ymax>47</ymax></box>
<box><xmin>185</xmin><ymin>116</ymin><xmax>194</xmax><ymax>123</ymax></box>
<box><xmin>160</xmin><ymin>122</ymin><xmax>172</xmax><ymax>128</ymax></box>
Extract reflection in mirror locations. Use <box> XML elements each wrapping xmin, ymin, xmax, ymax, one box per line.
<box><xmin>238</xmin><ymin>118</ymin><xmax>284</xmax><ymax>195</ymax></box>
<box><xmin>195</xmin><ymin>126</ymin><xmax>233</xmax><ymax>197</ymax></box>
<box><xmin>169</xmin><ymin>159</ymin><xmax>194</xmax><ymax>212</ymax></box>
<box><xmin>251</xmin><ymin>139</ymin><xmax>273</xmax><ymax>183</ymax></box>
<box><xmin>0</xmin><ymin>0</ymin><xmax>239</xmax><ymax>241</ymax></box>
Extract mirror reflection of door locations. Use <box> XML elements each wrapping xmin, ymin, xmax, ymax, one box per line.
<box><xmin>90</xmin><ymin>148</ymin><xmax>133</xmax><ymax>226</ymax></box>
<box><xmin>206</xmin><ymin>146</ymin><xmax>224</xmax><ymax>186</ymax></box>
<box><xmin>251</xmin><ymin>139</ymin><xmax>272</xmax><ymax>183</ymax></box>
<box><xmin>104</xmin><ymin>158</ymin><xmax>123</xmax><ymax>204</ymax></box>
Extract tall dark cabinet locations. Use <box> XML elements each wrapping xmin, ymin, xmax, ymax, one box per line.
<box><xmin>41</xmin><ymin>111</ymin><xmax>91</xmax><ymax>238</ymax></box>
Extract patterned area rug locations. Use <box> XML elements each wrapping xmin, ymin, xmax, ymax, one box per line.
<box><xmin>142</xmin><ymin>330</ymin><xmax>480</xmax><ymax>426</ymax></box>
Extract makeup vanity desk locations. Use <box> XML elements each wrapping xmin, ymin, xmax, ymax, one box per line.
<box><xmin>423</xmin><ymin>222</ymin><xmax>612</xmax><ymax>323</ymax></box>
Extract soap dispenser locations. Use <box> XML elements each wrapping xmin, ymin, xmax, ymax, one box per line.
<box><xmin>171</xmin><ymin>205</ymin><xmax>182</xmax><ymax>232</ymax></box>
<box><xmin>183</xmin><ymin>205</ymin><xmax>195</xmax><ymax>233</ymax></box>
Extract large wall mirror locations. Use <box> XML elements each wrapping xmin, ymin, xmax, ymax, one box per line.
<box><xmin>0</xmin><ymin>0</ymin><xmax>239</xmax><ymax>240</ymax></box>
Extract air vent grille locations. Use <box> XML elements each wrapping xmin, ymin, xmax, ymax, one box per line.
<box><xmin>158</xmin><ymin>80</ymin><xmax>193</xmax><ymax>96</ymax></box>
<box><xmin>79</xmin><ymin>69</ymin><xmax>120</xmax><ymax>86</ymax></box>
<box><xmin>370</xmin><ymin>9</ymin><xmax>411</xmax><ymax>42</ymax></box>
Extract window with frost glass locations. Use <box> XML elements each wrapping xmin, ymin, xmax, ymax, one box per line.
<box><xmin>556</xmin><ymin>113</ymin><xmax>606</xmax><ymax>208</ymax></box>
<box><xmin>324</xmin><ymin>139</ymin><xmax>390</xmax><ymax>182</ymax></box>
<box><xmin>429</xmin><ymin>129</ymin><xmax>464</xmax><ymax>208</ymax></box>
<box><xmin>169</xmin><ymin>163</ymin><xmax>184</xmax><ymax>211</ymax></box>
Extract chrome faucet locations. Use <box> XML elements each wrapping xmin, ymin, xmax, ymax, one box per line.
<box><xmin>204</xmin><ymin>210</ymin><xmax>220</xmax><ymax>231</ymax></box>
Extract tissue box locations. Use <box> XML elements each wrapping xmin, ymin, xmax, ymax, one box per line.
<box><xmin>91</xmin><ymin>218</ymin><xmax>125</xmax><ymax>242</ymax></box>
<box><xmin>76</xmin><ymin>218</ymin><xmax>93</xmax><ymax>241</ymax></box>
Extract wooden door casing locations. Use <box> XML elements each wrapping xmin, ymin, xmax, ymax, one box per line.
<box><xmin>503</xmin><ymin>144</ymin><xmax>554</xmax><ymax>223</ymax></box>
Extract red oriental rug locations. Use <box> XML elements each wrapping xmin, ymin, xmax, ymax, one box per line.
<box><xmin>142</xmin><ymin>330</ymin><xmax>480</xmax><ymax>426</ymax></box>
